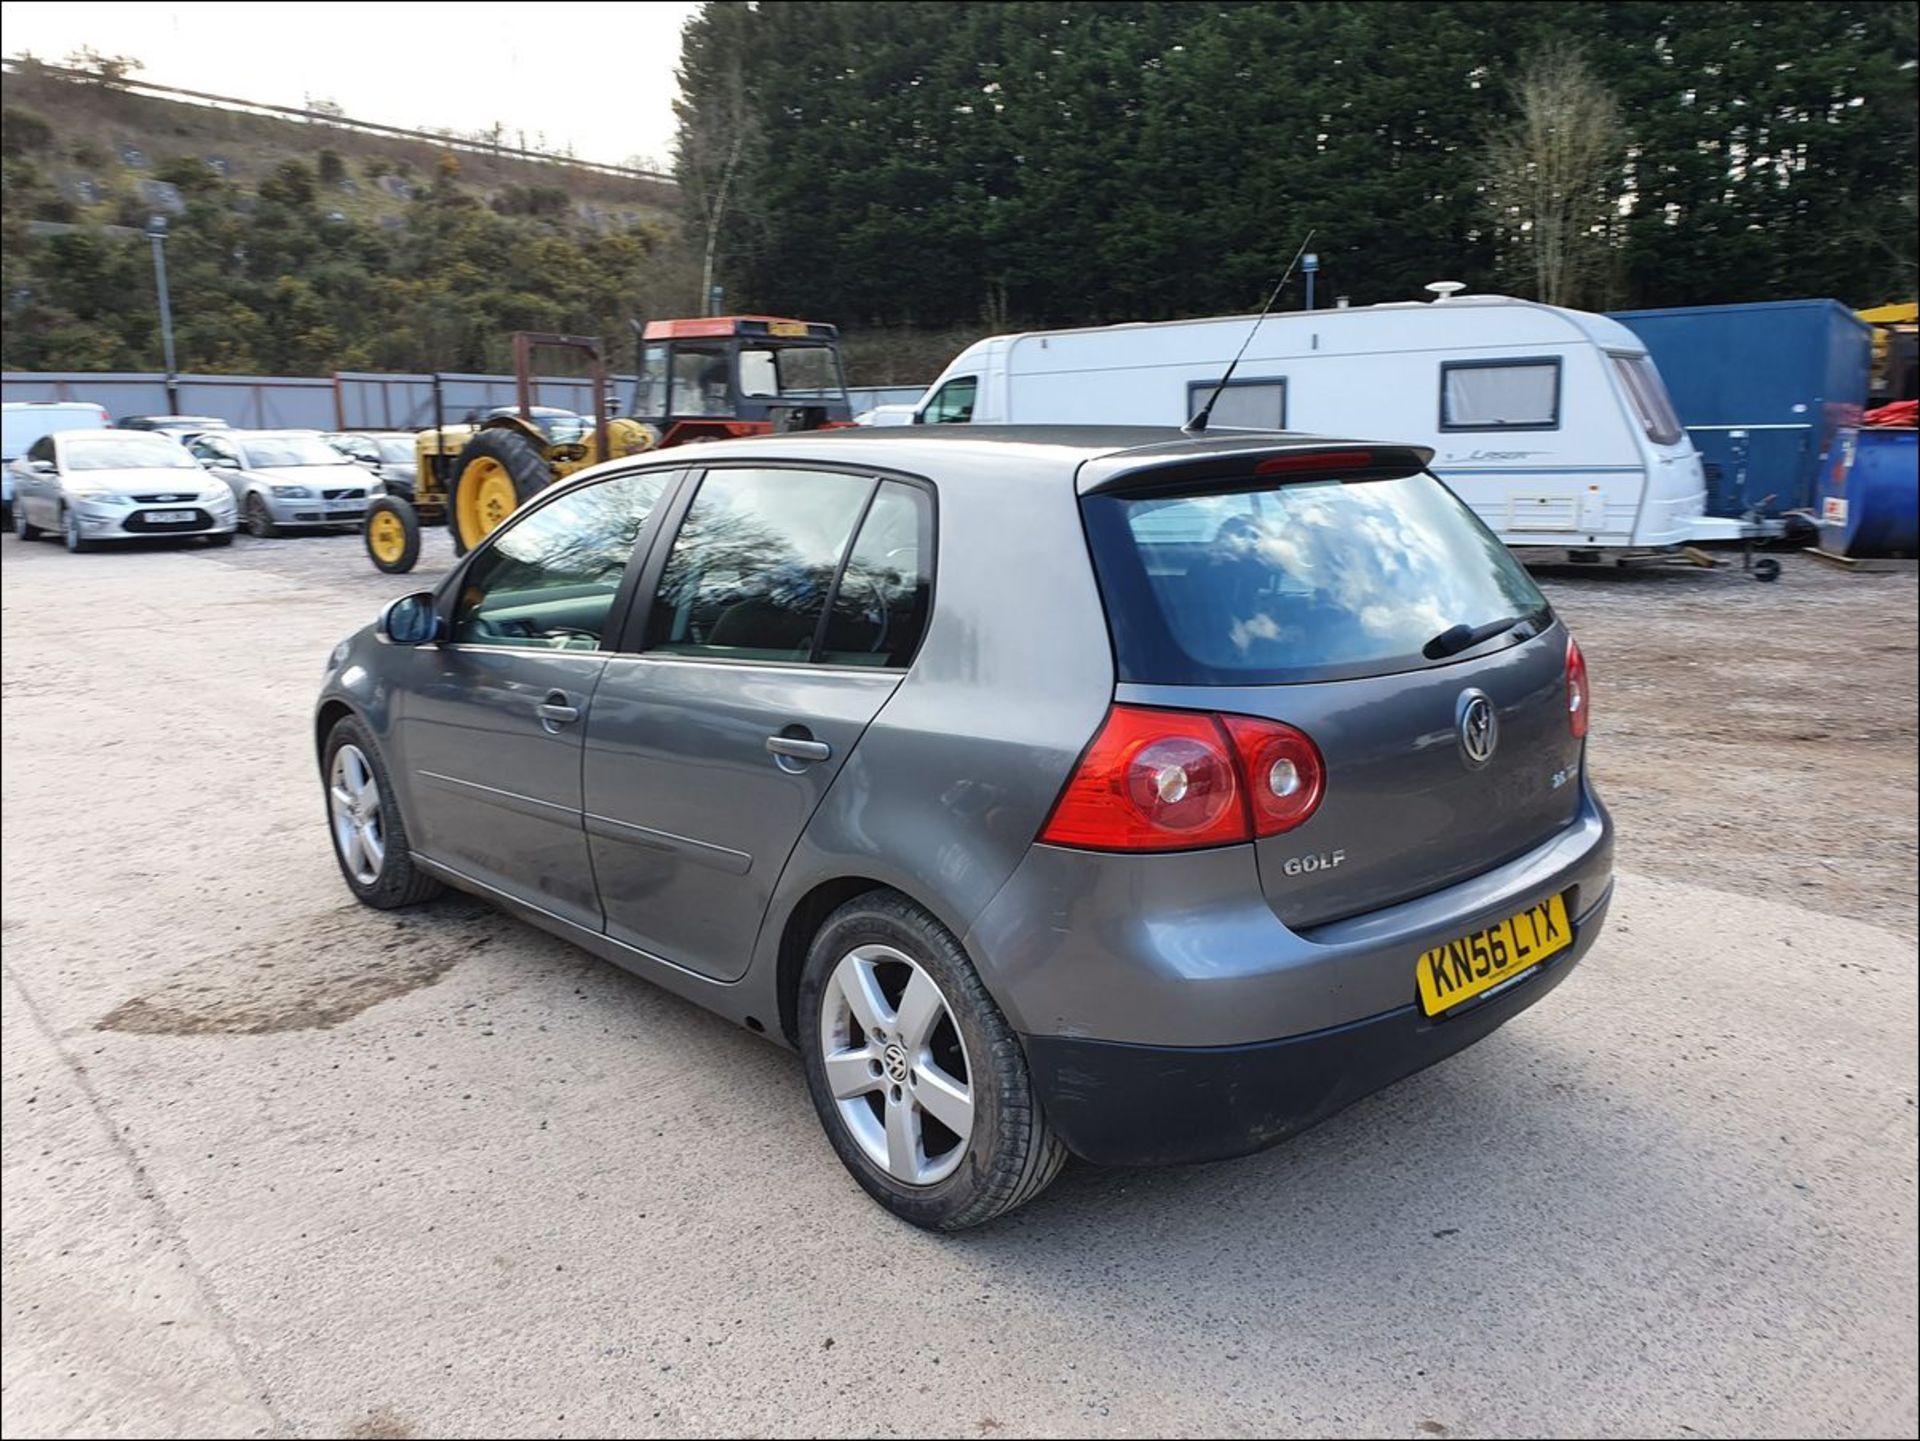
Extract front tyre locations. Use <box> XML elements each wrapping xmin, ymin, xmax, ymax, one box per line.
<box><xmin>322</xmin><ymin>716</ymin><xmax>442</xmax><ymax>909</ymax></box>
<box><xmin>798</xmin><ymin>891</ymin><xmax>1066</xmax><ymax>1231</ymax></box>
<box><xmin>245</xmin><ymin>494</ymin><xmax>278</xmax><ymax>538</ymax></box>
<box><xmin>61</xmin><ymin>508</ymin><xmax>94</xmax><ymax>553</ymax></box>
<box><xmin>15</xmin><ymin>503</ymin><xmax>42</xmax><ymax>541</ymax></box>
<box><xmin>364</xmin><ymin>495</ymin><xmax>421</xmax><ymax>574</ymax></box>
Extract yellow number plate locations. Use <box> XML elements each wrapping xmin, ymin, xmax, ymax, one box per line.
<box><xmin>769</xmin><ymin>320</ymin><xmax>809</xmax><ymax>337</ymax></box>
<box><xmin>1416</xmin><ymin>894</ymin><xmax>1571</xmax><ymax>1017</ymax></box>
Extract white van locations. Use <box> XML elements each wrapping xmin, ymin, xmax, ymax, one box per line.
<box><xmin>3</xmin><ymin>401</ymin><xmax>113</xmax><ymax>518</ymax></box>
<box><xmin>910</xmin><ymin>295</ymin><xmax>1755</xmax><ymax>549</ymax></box>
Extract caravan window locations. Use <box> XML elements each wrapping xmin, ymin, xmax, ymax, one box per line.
<box><xmin>1439</xmin><ymin>359</ymin><xmax>1561</xmax><ymax>430</ymax></box>
<box><xmin>1186</xmin><ymin>378</ymin><xmax>1286</xmax><ymax>430</ymax></box>
<box><xmin>1611</xmin><ymin>353</ymin><xmax>1684</xmax><ymax>445</ymax></box>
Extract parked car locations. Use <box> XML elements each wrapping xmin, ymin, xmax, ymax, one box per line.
<box><xmin>313</xmin><ymin>425</ymin><xmax>1613</xmax><ymax>1230</ymax></box>
<box><xmin>117</xmin><ymin>415</ymin><xmax>232</xmax><ymax>445</ymax></box>
<box><xmin>9</xmin><ymin>427</ymin><xmax>237</xmax><ymax>551</ymax></box>
<box><xmin>2</xmin><ymin>400</ymin><xmax>112</xmax><ymax>521</ymax></box>
<box><xmin>187</xmin><ymin>429</ymin><xmax>382</xmax><ymax>536</ymax></box>
<box><xmin>324</xmin><ymin>431</ymin><xmax>420</xmax><ymax>499</ymax></box>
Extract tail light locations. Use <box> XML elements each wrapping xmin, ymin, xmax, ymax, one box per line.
<box><xmin>1038</xmin><ymin>705</ymin><xmax>1325</xmax><ymax>852</ymax></box>
<box><xmin>1566</xmin><ymin>636</ymin><xmax>1590</xmax><ymax>739</ymax></box>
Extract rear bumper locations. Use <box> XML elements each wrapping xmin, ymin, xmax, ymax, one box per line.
<box><xmin>1026</xmin><ymin>881</ymin><xmax>1612</xmax><ymax>1166</ymax></box>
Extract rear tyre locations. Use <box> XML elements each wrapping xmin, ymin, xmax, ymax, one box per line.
<box><xmin>798</xmin><ymin>891</ymin><xmax>1067</xmax><ymax>1231</ymax></box>
<box><xmin>61</xmin><ymin>508</ymin><xmax>93</xmax><ymax>553</ymax></box>
<box><xmin>322</xmin><ymin>716</ymin><xmax>442</xmax><ymax>909</ymax></box>
<box><xmin>14</xmin><ymin>504</ymin><xmax>42</xmax><ymax>541</ymax></box>
<box><xmin>245</xmin><ymin>494</ymin><xmax>278</xmax><ymax>538</ymax></box>
<box><xmin>449</xmin><ymin>428</ymin><xmax>552</xmax><ymax>553</ymax></box>
<box><xmin>364</xmin><ymin>495</ymin><xmax>422</xmax><ymax>574</ymax></box>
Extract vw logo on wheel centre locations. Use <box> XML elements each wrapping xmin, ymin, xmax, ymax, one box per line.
<box><xmin>1457</xmin><ymin>689</ymin><xmax>1498</xmax><ymax>768</ymax></box>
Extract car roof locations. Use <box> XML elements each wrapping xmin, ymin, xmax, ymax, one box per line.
<box><xmin>633</xmin><ymin>424</ymin><xmax>1435</xmax><ymax>486</ymax></box>
<box><xmin>222</xmin><ymin>428</ymin><xmax>328</xmax><ymax>439</ymax></box>
<box><xmin>54</xmin><ymin>427</ymin><xmax>182</xmax><ymax>442</ymax></box>
<box><xmin>124</xmin><ymin>414</ymin><xmax>225</xmax><ymax>424</ymax></box>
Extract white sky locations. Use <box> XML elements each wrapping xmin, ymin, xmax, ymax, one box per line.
<box><xmin>0</xmin><ymin>0</ymin><xmax>700</xmax><ymax>168</ymax></box>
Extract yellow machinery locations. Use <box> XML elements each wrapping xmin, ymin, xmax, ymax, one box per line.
<box><xmin>362</xmin><ymin>332</ymin><xmax>655</xmax><ymax>573</ymax></box>
<box><xmin>362</xmin><ymin>318</ymin><xmax>854</xmax><ymax>573</ymax></box>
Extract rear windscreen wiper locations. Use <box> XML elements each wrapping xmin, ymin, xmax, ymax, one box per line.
<box><xmin>1422</xmin><ymin>613</ymin><xmax>1535</xmax><ymax>660</ymax></box>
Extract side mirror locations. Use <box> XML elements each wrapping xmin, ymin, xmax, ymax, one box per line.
<box><xmin>378</xmin><ymin>592</ymin><xmax>443</xmax><ymax>645</ymax></box>
<box><xmin>31</xmin><ymin>459</ymin><xmax>58</xmax><ymax>475</ymax></box>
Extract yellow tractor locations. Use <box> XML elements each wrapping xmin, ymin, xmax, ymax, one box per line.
<box><xmin>362</xmin><ymin>318</ymin><xmax>853</xmax><ymax>573</ymax></box>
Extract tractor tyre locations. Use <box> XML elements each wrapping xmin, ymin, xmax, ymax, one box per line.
<box><xmin>364</xmin><ymin>496</ymin><xmax>422</xmax><ymax>575</ymax></box>
<box><xmin>448</xmin><ymin>428</ymin><xmax>555</xmax><ymax>553</ymax></box>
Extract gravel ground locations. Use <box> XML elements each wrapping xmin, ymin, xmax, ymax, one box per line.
<box><xmin>3</xmin><ymin>530</ymin><xmax>1915</xmax><ymax>1439</ymax></box>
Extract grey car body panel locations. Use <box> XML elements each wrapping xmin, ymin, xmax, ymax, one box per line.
<box><xmin>582</xmin><ymin>656</ymin><xmax>905</xmax><ymax>979</ymax></box>
<box><xmin>392</xmin><ymin>645</ymin><xmax>608</xmax><ymax>930</ymax></box>
<box><xmin>964</xmin><ymin>782</ymin><xmax>1610</xmax><ymax>1047</ymax></box>
<box><xmin>316</xmin><ymin>425</ymin><xmax>1611</xmax><ymax>1078</ymax></box>
<box><xmin>225</xmin><ymin>463</ymin><xmax>376</xmax><ymax>524</ymax></box>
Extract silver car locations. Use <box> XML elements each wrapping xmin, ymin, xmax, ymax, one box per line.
<box><xmin>8</xmin><ymin>428</ymin><xmax>237</xmax><ymax>551</ymax></box>
<box><xmin>314</xmin><ymin>426</ymin><xmax>1614</xmax><ymax>1230</ymax></box>
<box><xmin>188</xmin><ymin>429</ymin><xmax>382</xmax><ymax>536</ymax></box>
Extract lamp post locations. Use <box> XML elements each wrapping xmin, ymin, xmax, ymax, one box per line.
<box><xmin>146</xmin><ymin>215</ymin><xmax>179</xmax><ymax>412</ymax></box>
<box><xmin>1302</xmin><ymin>251</ymin><xmax>1319</xmax><ymax>312</ymax></box>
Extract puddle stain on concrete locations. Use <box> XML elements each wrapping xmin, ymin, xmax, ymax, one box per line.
<box><xmin>96</xmin><ymin>906</ymin><xmax>493</xmax><ymax>1035</ymax></box>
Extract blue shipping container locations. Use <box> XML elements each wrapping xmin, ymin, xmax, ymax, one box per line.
<box><xmin>1608</xmin><ymin>299</ymin><xmax>1870</xmax><ymax>520</ymax></box>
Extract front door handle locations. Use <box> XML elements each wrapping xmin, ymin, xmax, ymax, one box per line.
<box><xmin>537</xmin><ymin>691</ymin><xmax>580</xmax><ymax>732</ymax></box>
<box><xmin>765</xmin><ymin>734</ymin><xmax>831</xmax><ymax>764</ymax></box>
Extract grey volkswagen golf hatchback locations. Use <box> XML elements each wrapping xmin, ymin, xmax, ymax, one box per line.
<box><xmin>315</xmin><ymin>426</ymin><xmax>1613</xmax><ymax>1230</ymax></box>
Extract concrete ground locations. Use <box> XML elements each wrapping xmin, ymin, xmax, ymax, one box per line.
<box><xmin>3</xmin><ymin>530</ymin><xmax>1915</xmax><ymax>1440</ymax></box>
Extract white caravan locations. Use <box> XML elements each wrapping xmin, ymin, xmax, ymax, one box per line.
<box><xmin>909</xmin><ymin>295</ymin><xmax>1756</xmax><ymax>549</ymax></box>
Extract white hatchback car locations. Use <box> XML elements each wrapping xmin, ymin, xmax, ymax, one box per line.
<box><xmin>8</xmin><ymin>428</ymin><xmax>238</xmax><ymax>552</ymax></box>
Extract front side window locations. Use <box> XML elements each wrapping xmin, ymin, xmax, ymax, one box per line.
<box><xmin>637</xmin><ymin>344</ymin><xmax>670</xmax><ymax>416</ymax></box>
<box><xmin>26</xmin><ymin>435</ymin><xmax>55</xmax><ymax>464</ymax></box>
<box><xmin>1611</xmin><ymin>353</ymin><xmax>1684</xmax><ymax>445</ymax></box>
<box><xmin>189</xmin><ymin>435</ymin><xmax>239</xmax><ymax>466</ymax></box>
<box><xmin>1187</xmin><ymin>378</ymin><xmax>1286</xmax><ymax>430</ymax></box>
<box><xmin>452</xmin><ymin>470</ymin><xmax>674</xmax><ymax>650</ymax></box>
<box><xmin>645</xmin><ymin>468</ymin><xmax>876</xmax><ymax>662</ymax></box>
<box><xmin>1440</xmin><ymin>359</ymin><xmax>1561</xmax><ymax>430</ymax></box>
<box><xmin>920</xmin><ymin>376</ymin><xmax>977</xmax><ymax>424</ymax></box>
<box><xmin>62</xmin><ymin>436</ymin><xmax>198</xmax><ymax>471</ymax></box>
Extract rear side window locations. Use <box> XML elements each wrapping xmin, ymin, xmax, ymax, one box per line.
<box><xmin>646</xmin><ymin>468</ymin><xmax>873</xmax><ymax>662</ymax></box>
<box><xmin>818</xmin><ymin>481</ymin><xmax>933</xmax><ymax>667</ymax></box>
<box><xmin>1084</xmin><ymin>474</ymin><xmax>1549</xmax><ymax>684</ymax></box>
<box><xmin>1612</xmin><ymin>352</ymin><xmax>1684</xmax><ymax>445</ymax></box>
<box><xmin>1440</xmin><ymin>359</ymin><xmax>1560</xmax><ymax>430</ymax></box>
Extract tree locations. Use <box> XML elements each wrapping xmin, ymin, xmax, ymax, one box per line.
<box><xmin>674</xmin><ymin>5</ymin><xmax>767</xmax><ymax>315</ymax></box>
<box><xmin>1482</xmin><ymin>42</ymin><xmax>1625</xmax><ymax>308</ymax></box>
<box><xmin>63</xmin><ymin>46</ymin><xmax>143</xmax><ymax>89</ymax></box>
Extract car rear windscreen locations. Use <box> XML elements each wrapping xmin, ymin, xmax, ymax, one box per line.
<box><xmin>1083</xmin><ymin>473</ymin><xmax>1550</xmax><ymax>684</ymax></box>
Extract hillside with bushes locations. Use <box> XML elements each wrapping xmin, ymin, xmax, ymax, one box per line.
<box><xmin>0</xmin><ymin>62</ymin><xmax>692</xmax><ymax>375</ymax></box>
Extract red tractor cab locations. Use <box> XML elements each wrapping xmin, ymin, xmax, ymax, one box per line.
<box><xmin>634</xmin><ymin>316</ymin><xmax>853</xmax><ymax>446</ymax></box>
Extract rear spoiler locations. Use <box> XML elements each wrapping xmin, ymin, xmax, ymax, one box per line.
<box><xmin>1077</xmin><ymin>437</ymin><xmax>1435</xmax><ymax>499</ymax></box>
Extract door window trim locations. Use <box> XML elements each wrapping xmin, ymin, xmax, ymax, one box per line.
<box><xmin>611</xmin><ymin>459</ymin><xmax>938</xmax><ymax>670</ymax></box>
<box><xmin>434</xmin><ymin>460</ymin><xmax>694</xmax><ymax>656</ymax></box>
<box><xmin>1437</xmin><ymin>356</ymin><xmax>1563</xmax><ymax>432</ymax></box>
<box><xmin>1184</xmin><ymin>374</ymin><xmax>1288</xmax><ymax>429</ymax></box>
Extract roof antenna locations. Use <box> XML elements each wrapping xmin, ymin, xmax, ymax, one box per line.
<box><xmin>1184</xmin><ymin>229</ymin><xmax>1315</xmax><ymax>436</ymax></box>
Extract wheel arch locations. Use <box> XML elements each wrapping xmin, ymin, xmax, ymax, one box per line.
<box><xmin>314</xmin><ymin>698</ymin><xmax>357</xmax><ymax>769</ymax></box>
<box><xmin>773</xmin><ymin>875</ymin><xmax>897</xmax><ymax>1046</ymax></box>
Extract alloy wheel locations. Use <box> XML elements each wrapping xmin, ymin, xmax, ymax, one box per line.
<box><xmin>247</xmin><ymin>496</ymin><xmax>272</xmax><ymax>537</ymax></box>
<box><xmin>328</xmin><ymin>743</ymin><xmax>386</xmax><ymax>885</ymax></box>
<box><xmin>818</xmin><ymin>943</ymin><xmax>974</xmax><ymax>1186</ymax></box>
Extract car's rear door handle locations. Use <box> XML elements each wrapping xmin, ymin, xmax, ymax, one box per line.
<box><xmin>765</xmin><ymin>734</ymin><xmax>831</xmax><ymax>763</ymax></box>
<box><xmin>537</xmin><ymin>692</ymin><xmax>580</xmax><ymax>731</ymax></box>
